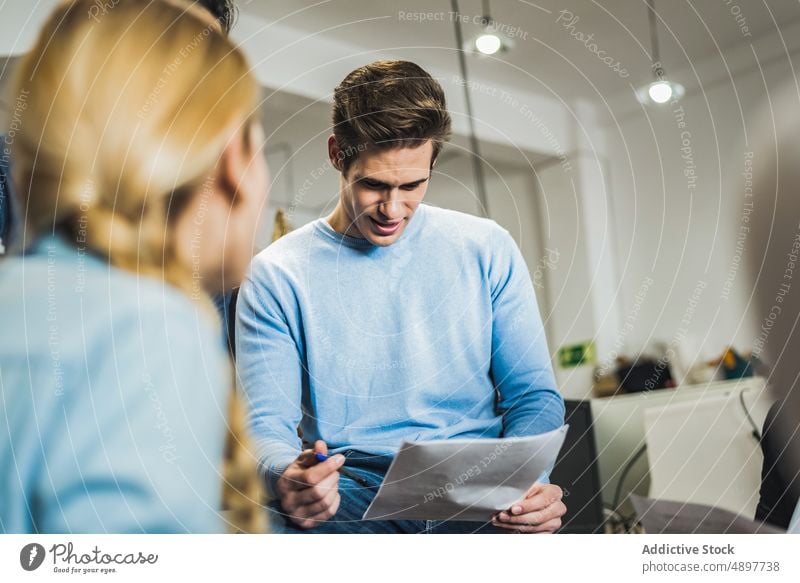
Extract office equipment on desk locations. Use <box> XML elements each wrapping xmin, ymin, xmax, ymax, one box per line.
<box><xmin>617</xmin><ymin>360</ymin><xmax>674</xmax><ymax>393</ymax></box>
<box><xmin>363</xmin><ymin>426</ymin><xmax>568</xmax><ymax>521</ymax></box>
<box><xmin>591</xmin><ymin>377</ymin><xmax>766</xmax><ymax>509</ymax></box>
<box><xmin>548</xmin><ymin>400</ymin><xmax>605</xmax><ymax>533</ymax></box>
<box><xmin>643</xmin><ymin>387</ymin><xmax>772</xmax><ymax>517</ymax></box>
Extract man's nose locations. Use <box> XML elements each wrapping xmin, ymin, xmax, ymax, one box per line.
<box><xmin>378</xmin><ymin>191</ymin><xmax>404</xmax><ymax>220</ymax></box>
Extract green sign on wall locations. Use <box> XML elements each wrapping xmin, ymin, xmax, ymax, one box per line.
<box><xmin>558</xmin><ymin>341</ymin><xmax>596</xmax><ymax>368</ymax></box>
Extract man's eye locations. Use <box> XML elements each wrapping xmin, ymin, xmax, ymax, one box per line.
<box><xmin>363</xmin><ymin>181</ymin><xmax>383</xmax><ymax>189</ymax></box>
<box><xmin>401</xmin><ymin>184</ymin><xmax>420</xmax><ymax>191</ymax></box>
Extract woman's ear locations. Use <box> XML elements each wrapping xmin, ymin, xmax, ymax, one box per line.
<box><xmin>219</xmin><ymin>123</ymin><xmax>267</xmax><ymax>207</ymax></box>
<box><xmin>218</xmin><ymin>130</ymin><xmax>247</xmax><ymax>205</ymax></box>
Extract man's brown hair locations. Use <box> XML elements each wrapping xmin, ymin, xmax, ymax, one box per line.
<box><xmin>332</xmin><ymin>60</ymin><xmax>452</xmax><ymax>172</ymax></box>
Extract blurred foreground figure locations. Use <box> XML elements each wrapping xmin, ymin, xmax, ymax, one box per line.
<box><xmin>749</xmin><ymin>84</ymin><xmax>800</xmax><ymax>533</ymax></box>
<box><xmin>0</xmin><ymin>0</ymin><xmax>268</xmax><ymax>533</ymax></box>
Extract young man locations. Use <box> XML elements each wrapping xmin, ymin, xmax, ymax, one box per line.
<box><xmin>236</xmin><ymin>60</ymin><xmax>566</xmax><ymax>534</ymax></box>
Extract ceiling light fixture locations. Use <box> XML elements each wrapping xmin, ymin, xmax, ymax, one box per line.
<box><xmin>474</xmin><ymin>31</ymin><xmax>503</xmax><ymax>55</ymax></box>
<box><xmin>467</xmin><ymin>0</ymin><xmax>513</xmax><ymax>56</ymax></box>
<box><xmin>636</xmin><ymin>0</ymin><xmax>684</xmax><ymax>105</ymax></box>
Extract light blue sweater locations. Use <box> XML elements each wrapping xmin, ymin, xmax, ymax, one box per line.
<box><xmin>236</xmin><ymin>203</ymin><xmax>565</xmax><ymax>496</ymax></box>
<box><xmin>0</xmin><ymin>235</ymin><xmax>230</xmax><ymax>533</ymax></box>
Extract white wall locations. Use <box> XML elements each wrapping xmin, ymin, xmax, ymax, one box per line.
<box><xmin>601</xmin><ymin>50</ymin><xmax>795</xmax><ymax>370</ymax></box>
<box><xmin>534</xmin><ymin>160</ymin><xmax>597</xmax><ymax>397</ymax></box>
<box><xmin>258</xmin><ymin>95</ymin><xmax>337</xmax><ymax>248</ymax></box>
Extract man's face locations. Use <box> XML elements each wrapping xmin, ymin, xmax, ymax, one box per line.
<box><xmin>333</xmin><ymin>139</ymin><xmax>434</xmax><ymax>247</ymax></box>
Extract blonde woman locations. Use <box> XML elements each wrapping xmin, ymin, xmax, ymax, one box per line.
<box><xmin>0</xmin><ymin>0</ymin><xmax>268</xmax><ymax>533</ymax></box>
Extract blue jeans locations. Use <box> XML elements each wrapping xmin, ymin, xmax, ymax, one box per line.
<box><xmin>266</xmin><ymin>450</ymin><xmax>505</xmax><ymax>534</ymax></box>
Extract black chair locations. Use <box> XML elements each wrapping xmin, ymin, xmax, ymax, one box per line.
<box><xmin>549</xmin><ymin>400</ymin><xmax>605</xmax><ymax>533</ymax></box>
<box><xmin>755</xmin><ymin>400</ymin><xmax>800</xmax><ymax>529</ymax></box>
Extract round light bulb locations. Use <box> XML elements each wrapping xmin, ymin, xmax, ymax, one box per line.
<box><xmin>475</xmin><ymin>33</ymin><xmax>502</xmax><ymax>55</ymax></box>
<box><xmin>648</xmin><ymin>80</ymin><xmax>673</xmax><ymax>104</ymax></box>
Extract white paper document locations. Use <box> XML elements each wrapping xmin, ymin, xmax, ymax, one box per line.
<box><xmin>362</xmin><ymin>425</ymin><xmax>568</xmax><ymax>521</ymax></box>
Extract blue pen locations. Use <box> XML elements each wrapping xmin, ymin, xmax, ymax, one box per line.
<box><xmin>315</xmin><ymin>452</ymin><xmax>377</xmax><ymax>490</ymax></box>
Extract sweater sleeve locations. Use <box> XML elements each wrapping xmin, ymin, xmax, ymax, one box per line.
<box><xmin>235</xmin><ymin>258</ymin><xmax>303</xmax><ymax>499</ymax></box>
<box><xmin>489</xmin><ymin>228</ymin><xmax>565</xmax><ymax>439</ymax></box>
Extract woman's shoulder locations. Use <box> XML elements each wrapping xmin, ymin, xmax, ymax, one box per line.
<box><xmin>1</xmin><ymin>235</ymin><xmax>225</xmax><ymax>367</ymax></box>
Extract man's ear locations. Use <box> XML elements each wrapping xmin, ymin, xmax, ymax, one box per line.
<box><xmin>429</xmin><ymin>155</ymin><xmax>438</xmax><ymax>182</ymax></box>
<box><xmin>327</xmin><ymin>134</ymin><xmax>344</xmax><ymax>172</ymax></box>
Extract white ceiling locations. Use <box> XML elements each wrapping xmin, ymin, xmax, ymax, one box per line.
<box><xmin>240</xmin><ymin>0</ymin><xmax>800</xmax><ymax>102</ymax></box>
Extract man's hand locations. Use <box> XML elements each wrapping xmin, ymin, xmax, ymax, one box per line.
<box><xmin>276</xmin><ymin>440</ymin><xmax>344</xmax><ymax>529</ymax></box>
<box><xmin>491</xmin><ymin>482</ymin><xmax>566</xmax><ymax>533</ymax></box>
